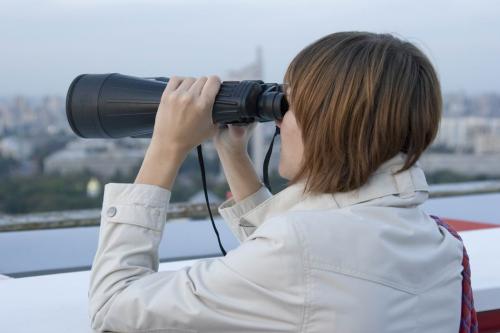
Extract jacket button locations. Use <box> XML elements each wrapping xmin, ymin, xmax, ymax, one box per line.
<box><xmin>107</xmin><ymin>206</ymin><xmax>117</xmax><ymax>217</ymax></box>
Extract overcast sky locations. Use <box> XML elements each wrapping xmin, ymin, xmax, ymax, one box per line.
<box><xmin>1</xmin><ymin>0</ymin><xmax>499</xmax><ymax>96</ymax></box>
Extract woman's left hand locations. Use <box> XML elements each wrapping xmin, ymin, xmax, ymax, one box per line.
<box><xmin>150</xmin><ymin>75</ymin><xmax>221</xmax><ymax>155</ymax></box>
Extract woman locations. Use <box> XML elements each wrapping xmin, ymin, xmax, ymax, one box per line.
<box><xmin>89</xmin><ymin>32</ymin><xmax>466</xmax><ymax>332</ymax></box>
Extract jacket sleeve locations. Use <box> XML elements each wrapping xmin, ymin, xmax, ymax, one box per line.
<box><xmin>88</xmin><ymin>183</ymin><xmax>303</xmax><ymax>332</ymax></box>
<box><xmin>218</xmin><ymin>185</ymin><xmax>273</xmax><ymax>242</ymax></box>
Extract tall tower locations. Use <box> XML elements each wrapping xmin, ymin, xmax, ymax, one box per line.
<box><xmin>224</xmin><ymin>46</ymin><xmax>266</xmax><ymax>178</ymax></box>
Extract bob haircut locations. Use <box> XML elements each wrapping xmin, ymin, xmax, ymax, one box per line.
<box><xmin>284</xmin><ymin>31</ymin><xmax>442</xmax><ymax>194</ymax></box>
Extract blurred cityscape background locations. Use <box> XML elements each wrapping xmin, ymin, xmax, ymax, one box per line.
<box><xmin>1</xmin><ymin>46</ymin><xmax>500</xmax><ymax>214</ymax></box>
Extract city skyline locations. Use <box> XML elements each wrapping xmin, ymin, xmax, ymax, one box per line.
<box><xmin>1</xmin><ymin>0</ymin><xmax>500</xmax><ymax>96</ymax></box>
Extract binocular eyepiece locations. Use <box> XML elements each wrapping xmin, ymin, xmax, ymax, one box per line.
<box><xmin>66</xmin><ymin>73</ymin><xmax>289</xmax><ymax>139</ymax></box>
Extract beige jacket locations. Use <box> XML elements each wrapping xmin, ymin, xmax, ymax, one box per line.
<box><xmin>89</xmin><ymin>152</ymin><xmax>463</xmax><ymax>332</ymax></box>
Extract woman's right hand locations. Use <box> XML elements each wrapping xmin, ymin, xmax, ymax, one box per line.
<box><xmin>213</xmin><ymin>122</ymin><xmax>263</xmax><ymax>202</ymax></box>
<box><xmin>213</xmin><ymin>122</ymin><xmax>257</xmax><ymax>156</ymax></box>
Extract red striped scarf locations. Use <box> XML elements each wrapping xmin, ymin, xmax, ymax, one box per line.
<box><xmin>430</xmin><ymin>215</ymin><xmax>479</xmax><ymax>333</ymax></box>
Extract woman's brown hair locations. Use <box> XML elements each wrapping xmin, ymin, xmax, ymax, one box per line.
<box><xmin>285</xmin><ymin>31</ymin><xmax>442</xmax><ymax>194</ymax></box>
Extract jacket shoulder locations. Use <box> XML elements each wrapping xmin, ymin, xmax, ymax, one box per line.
<box><xmin>279</xmin><ymin>207</ymin><xmax>463</xmax><ymax>293</ymax></box>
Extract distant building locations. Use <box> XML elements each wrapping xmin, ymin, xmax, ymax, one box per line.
<box><xmin>0</xmin><ymin>95</ymin><xmax>69</xmax><ymax>137</ymax></box>
<box><xmin>443</xmin><ymin>92</ymin><xmax>500</xmax><ymax>118</ymax></box>
<box><xmin>419</xmin><ymin>152</ymin><xmax>500</xmax><ymax>176</ymax></box>
<box><xmin>43</xmin><ymin>138</ymin><xmax>150</xmax><ymax>178</ymax></box>
<box><xmin>475</xmin><ymin>134</ymin><xmax>500</xmax><ymax>154</ymax></box>
<box><xmin>0</xmin><ymin>136</ymin><xmax>35</xmax><ymax>160</ymax></box>
<box><xmin>434</xmin><ymin>117</ymin><xmax>500</xmax><ymax>154</ymax></box>
<box><xmin>0</xmin><ymin>105</ymin><xmax>10</xmax><ymax>135</ymax></box>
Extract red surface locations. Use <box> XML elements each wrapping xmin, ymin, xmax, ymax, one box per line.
<box><xmin>442</xmin><ymin>218</ymin><xmax>500</xmax><ymax>232</ymax></box>
<box><xmin>477</xmin><ymin>309</ymin><xmax>500</xmax><ymax>333</ymax></box>
<box><xmin>441</xmin><ymin>218</ymin><xmax>500</xmax><ymax>332</ymax></box>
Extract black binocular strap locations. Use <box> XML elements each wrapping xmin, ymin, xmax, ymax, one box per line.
<box><xmin>197</xmin><ymin>125</ymin><xmax>280</xmax><ymax>256</ymax></box>
<box><xmin>197</xmin><ymin>144</ymin><xmax>227</xmax><ymax>256</ymax></box>
<box><xmin>263</xmin><ymin>126</ymin><xmax>280</xmax><ymax>193</ymax></box>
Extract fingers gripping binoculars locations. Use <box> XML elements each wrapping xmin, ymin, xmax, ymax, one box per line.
<box><xmin>66</xmin><ymin>73</ymin><xmax>289</xmax><ymax>139</ymax></box>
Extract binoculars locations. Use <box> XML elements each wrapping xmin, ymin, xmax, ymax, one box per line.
<box><xmin>66</xmin><ymin>73</ymin><xmax>289</xmax><ymax>139</ymax></box>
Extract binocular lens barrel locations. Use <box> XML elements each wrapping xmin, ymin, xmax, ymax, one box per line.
<box><xmin>66</xmin><ymin>73</ymin><xmax>288</xmax><ymax>139</ymax></box>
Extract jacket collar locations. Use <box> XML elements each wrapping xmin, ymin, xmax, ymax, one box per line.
<box><xmin>240</xmin><ymin>152</ymin><xmax>430</xmax><ymax>227</ymax></box>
